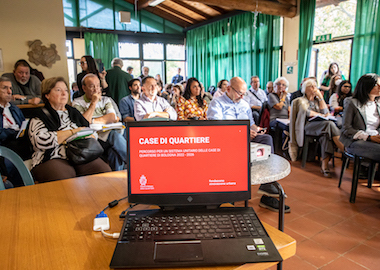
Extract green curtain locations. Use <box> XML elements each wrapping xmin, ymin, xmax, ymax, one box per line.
<box><xmin>297</xmin><ymin>0</ymin><xmax>316</xmax><ymax>87</ymax></box>
<box><xmin>350</xmin><ymin>0</ymin><xmax>380</xmax><ymax>87</ymax></box>
<box><xmin>186</xmin><ymin>12</ymin><xmax>281</xmax><ymax>90</ymax></box>
<box><xmin>84</xmin><ymin>32</ymin><xmax>119</xmax><ymax>70</ymax></box>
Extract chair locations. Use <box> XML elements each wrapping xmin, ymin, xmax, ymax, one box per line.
<box><xmin>301</xmin><ymin>135</ymin><xmax>321</xmax><ymax>168</ymax></box>
<box><xmin>0</xmin><ymin>146</ymin><xmax>34</xmax><ymax>190</ymax></box>
<box><xmin>338</xmin><ymin>150</ymin><xmax>377</xmax><ymax>203</ymax></box>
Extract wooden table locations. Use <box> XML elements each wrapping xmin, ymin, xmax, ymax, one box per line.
<box><xmin>0</xmin><ymin>171</ymin><xmax>295</xmax><ymax>270</ymax></box>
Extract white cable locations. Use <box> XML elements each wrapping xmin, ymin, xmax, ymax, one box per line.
<box><xmin>101</xmin><ymin>229</ymin><xmax>120</xmax><ymax>239</ymax></box>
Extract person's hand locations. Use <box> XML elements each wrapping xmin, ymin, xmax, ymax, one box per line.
<box><xmin>250</xmin><ymin>130</ymin><xmax>257</xmax><ymax>139</ymax></box>
<box><xmin>99</xmin><ymin>70</ymin><xmax>107</xmax><ymax>80</ymax></box>
<box><xmin>91</xmin><ymin>92</ymin><xmax>102</xmax><ymax>104</ymax></box>
<box><xmin>280</xmin><ymin>91</ymin><xmax>287</xmax><ymax>100</ymax></box>
<box><xmin>370</xmin><ymin>135</ymin><xmax>380</xmax><ymax>144</ymax></box>
<box><xmin>28</xmin><ymin>97</ymin><xmax>41</xmax><ymax>105</ymax></box>
<box><xmin>13</xmin><ymin>94</ymin><xmax>26</xmax><ymax>101</ymax></box>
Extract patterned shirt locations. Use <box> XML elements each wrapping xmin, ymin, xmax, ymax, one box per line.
<box><xmin>28</xmin><ymin>110</ymin><xmax>79</xmax><ymax>169</ymax></box>
<box><xmin>176</xmin><ymin>96</ymin><xmax>208</xmax><ymax>120</ymax></box>
<box><xmin>72</xmin><ymin>95</ymin><xmax>116</xmax><ymax>120</ymax></box>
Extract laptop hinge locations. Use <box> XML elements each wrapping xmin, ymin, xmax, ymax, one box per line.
<box><xmin>160</xmin><ymin>204</ymin><xmax>221</xmax><ymax>211</ymax></box>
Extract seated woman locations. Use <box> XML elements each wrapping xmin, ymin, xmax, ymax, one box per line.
<box><xmin>289</xmin><ymin>79</ymin><xmax>344</xmax><ymax>177</ymax></box>
<box><xmin>329</xmin><ymin>80</ymin><xmax>352</xmax><ymax>127</ymax></box>
<box><xmin>268</xmin><ymin>77</ymin><xmax>290</xmax><ymax>128</ymax></box>
<box><xmin>176</xmin><ymin>77</ymin><xmax>208</xmax><ymax>120</ymax></box>
<box><xmin>169</xmin><ymin>83</ymin><xmax>183</xmax><ymax>108</ymax></box>
<box><xmin>340</xmin><ymin>74</ymin><xmax>380</xmax><ymax>162</ymax></box>
<box><xmin>268</xmin><ymin>77</ymin><xmax>290</xmax><ymax>154</ymax></box>
<box><xmin>28</xmin><ymin>77</ymin><xmax>111</xmax><ymax>183</ymax></box>
<box><xmin>213</xmin><ymin>79</ymin><xmax>228</xmax><ymax>98</ymax></box>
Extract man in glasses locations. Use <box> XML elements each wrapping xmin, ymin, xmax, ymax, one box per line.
<box><xmin>207</xmin><ymin>76</ymin><xmax>290</xmax><ymax>213</ymax></box>
<box><xmin>72</xmin><ymin>74</ymin><xmax>127</xmax><ymax>171</ymax></box>
<box><xmin>2</xmin><ymin>59</ymin><xmax>42</xmax><ymax>105</ymax></box>
<box><xmin>243</xmin><ymin>76</ymin><xmax>268</xmax><ymax>124</ymax></box>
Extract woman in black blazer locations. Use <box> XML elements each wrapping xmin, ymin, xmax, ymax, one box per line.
<box><xmin>340</xmin><ymin>74</ymin><xmax>380</xmax><ymax>161</ymax></box>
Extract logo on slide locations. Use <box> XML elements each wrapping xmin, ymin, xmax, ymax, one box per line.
<box><xmin>139</xmin><ymin>175</ymin><xmax>147</xmax><ymax>186</ymax></box>
<box><xmin>139</xmin><ymin>175</ymin><xmax>154</xmax><ymax>190</ymax></box>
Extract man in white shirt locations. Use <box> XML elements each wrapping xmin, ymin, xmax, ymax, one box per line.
<box><xmin>243</xmin><ymin>76</ymin><xmax>268</xmax><ymax>124</ymax></box>
<box><xmin>72</xmin><ymin>74</ymin><xmax>127</xmax><ymax>171</ymax></box>
<box><xmin>134</xmin><ymin>76</ymin><xmax>177</xmax><ymax>121</ymax></box>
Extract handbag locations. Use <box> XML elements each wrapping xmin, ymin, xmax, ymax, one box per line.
<box><xmin>65</xmin><ymin>138</ymin><xmax>104</xmax><ymax>165</ymax></box>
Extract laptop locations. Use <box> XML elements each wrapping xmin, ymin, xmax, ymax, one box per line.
<box><xmin>110</xmin><ymin>120</ymin><xmax>282</xmax><ymax>268</ymax></box>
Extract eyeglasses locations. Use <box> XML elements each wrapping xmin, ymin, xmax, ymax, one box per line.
<box><xmin>230</xmin><ymin>85</ymin><xmax>245</xmax><ymax>96</ymax></box>
<box><xmin>276</xmin><ymin>83</ymin><xmax>287</xmax><ymax>87</ymax></box>
<box><xmin>78</xmin><ymin>61</ymin><xmax>87</xmax><ymax>66</ymax></box>
<box><xmin>86</xmin><ymin>85</ymin><xmax>101</xmax><ymax>90</ymax></box>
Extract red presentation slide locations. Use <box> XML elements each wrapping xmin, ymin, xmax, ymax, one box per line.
<box><xmin>129</xmin><ymin>125</ymin><xmax>248</xmax><ymax>194</ymax></box>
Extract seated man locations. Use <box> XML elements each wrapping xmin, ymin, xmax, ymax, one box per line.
<box><xmin>243</xmin><ymin>76</ymin><xmax>268</xmax><ymax>124</ymax></box>
<box><xmin>2</xmin><ymin>59</ymin><xmax>42</xmax><ymax>105</ymax></box>
<box><xmin>72</xmin><ymin>74</ymin><xmax>127</xmax><ymax>171</ymax></box>
<box><xmin>207</xmin><ymin>77</ymin><xmax>290</xmax><ymax>213</ymax></box>
<box><xmin>0</xmin><ymin>76</ymin><xmax>30</xmax><ymax>187</ymax></box>
<box><xmin>119</xmin><ymin>79</ymin><xmax>141</xmax><ymax>122</ymax></box>
<box><xmin>134</xmin><ymin>76</ymin><xmax>177</xmax><ymax>121</ymax></box>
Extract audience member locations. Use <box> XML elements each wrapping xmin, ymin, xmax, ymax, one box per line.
<box><xmin>200</xmin><ymin>82</ymin><xmax>213</xmax><ymax>105</ymax></box>
<box><xmin>213</xmin><ymin>79</ymin><xmax>228</xmax><ymax>98</ymax></box>
<box><xmin>70</xmin><ymin>82</ymin><xmax>79</xmax><ymax>101</ymax></box>
<box><xmin>207</xmin><ymin>77</ymin><xmax>290</xmax><ymax>213</ymax></box>
<box><xmin>329</xmin><ymin>80</ymin><xmax>352</xmax><ymax>115</ymax></box>
<box><xmin>171</xmin><ymin>67</ymin><xmax>184</xmax><ymax>84</ymax></box>
<box><xmin>290</xmin><ymin>77</ymin><xmax>317</xmax><ymax>104</ymax></box>
<box><xmin>155</xmin><ymin>74</ymin><xmax>163</xmax><ymax>93</ymax></box>
<box><xmin>106</xmin><ymin>58</ymin><xmax>133</xmax><ymax>104</ymax></box>
<box><xmin>72</xmin><ymin>74</ymin><xmax>127</xmax><ymax>171</ymax></box>
<box><xmin>0</xmin><ymin>77</ymin><xmax>29</xmax><ymax>187</ymax></box>
<box><xmin>28</xmin><ymin>77</ymin><xmax>111</xmax><ymax>183</ymax></box>
<box><xmin>340</xmin><ymin>73</ymin><xmax>380</xmax><ymax>162</ymax></box>
<box><xmin>139</xmin><ymin>66</ymin><xmax>150</xmax><ymax>82</ymax></box>
<box><xmin>327</xmin><ymin>74</ymin><xmax>342</xmax><ymax>101</ymax></box>
<box><xmin>127</xmin><ymin>66</ymin><xmax>134</xmax><ymax>78</ymax></box>
<box><xmin>134</xmin><ymin>76</ymin><xmax>177</xmax><ymax>121</ymax></box>
<box><xmin>289</xmin><ymin>79</ymin><xmax>344</xmax><ymax>177</ymax></box>
<box><xmin>2</xmin><ymin>59</ymin><xmax>41</xmax><ymax>105</ymax></box>
<box><xmin>176</xmin><ymin>77</ymin><xmax>208</xmax><ymax>120</ymax></box>
<box><xmin>320</xmin><ymin>62</ymin><xmax>345</xmax><ymax>102</ymax></box>
<box><xmin>243</xmin><ymin>75</ymin><xmax>267</xmax><ymax>124</ymax></box>
<box><xmin>266</xmin><ymin>81</ymin><xmax>274</xmax><ymax>94</ymax></box>
<box><xmin>268</xmin><ymin>77</ymin><xmax>290</xmax><ymax>128</ymax></box>
<box><xmin>119</xmin><ymin>79</ymin><xmax>141</xmax><ymax>122</ymax></box>
<box><xmin>169</xmin><ymin>83</ymin><xmax>183</xmax><ymax>108</ymax></box>
<box><xmin>161</xmin><ymin>83</ymin><xmax>172</xmax><ymax>101</ymax></box>
<box><xmin>77</xmin><ymin>55</ymin><xmax>108</xmax><ymax>96</ymax></box>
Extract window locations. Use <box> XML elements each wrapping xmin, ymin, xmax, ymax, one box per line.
<box><xmin>119</xmin><ymin>42</ymin><xmax>139</xmax><ymax>58</ymax></box>
<box><xmin>143</xmin><ymin>43</ymin><xmax>164</xmax><ymax>60</ymax></box>
<box><xmin>311</xmin><ymin>0</ymin><xmax>357</xmax><ymax>81</ymax></box>
<box><xmin>166</xmin><ymin>44</ymin><xmax>185</xmax><ymax>60</ymax></box>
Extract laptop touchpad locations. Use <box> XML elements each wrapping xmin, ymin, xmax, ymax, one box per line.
<box><xmin>154</xmin><ymin>241</ymin><xmax>204</xmax><ymax>262</ymax></box>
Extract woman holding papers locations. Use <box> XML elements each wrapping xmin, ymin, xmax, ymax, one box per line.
<box><xmin>176</xmin><ymin>77</ymin><xmax>208</xmax><ymax>120</ymax></box>
<box><xmin>340</xmin><ymin>74</ymin><xmax>380</xmax><ymax>162</ymax></box>
<box><xmin>28</xmin><ymin>77</ymin><xmax>111</xmax><ymax>183</ymax></box>
<box><xmin>289</xmin><ymin>79</ymin><xmax>344</xmax><ymax>177</ymax></box>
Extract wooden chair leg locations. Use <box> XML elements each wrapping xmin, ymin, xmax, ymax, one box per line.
<box><xmin>301</xmin><ymin>139</ymin><xmax>309</xmax><ymax>168</ymax></box>
<box><xmin>367</xmin><ymin>161</ymin><xmax>377</xmax><ymax>188</ymax></box>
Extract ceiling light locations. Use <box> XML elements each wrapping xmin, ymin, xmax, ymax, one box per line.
<box><xmin>148</xmin><ymin>0</ymin><xmax>165</xmax><ymax>7</ymax></box>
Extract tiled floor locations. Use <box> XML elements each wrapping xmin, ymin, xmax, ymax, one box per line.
<box><xmin>243</xmin><ymin>155</ymin><xmax>380</xmax><ymax>269</ymax></box>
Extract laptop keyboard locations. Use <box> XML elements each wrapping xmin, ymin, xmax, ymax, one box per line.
<box><xmin>120</xmin><ymin>210</ymin><xmax>267</xmax><ymax>242</ymax></box>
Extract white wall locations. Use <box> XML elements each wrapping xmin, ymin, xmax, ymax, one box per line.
<box><xmin>282</xmin><ymin>7</ymin><xmax>300</xmax><ymax>93</ymax></box>
<box><xmin>0</xmin><ymin>0</ymin><xmax>68</xmax><ymax>81</ymax></box>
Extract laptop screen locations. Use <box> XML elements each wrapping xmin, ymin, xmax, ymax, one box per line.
<box><xmin>126</xmin><ymin>120</ymin><xmax>251</xmax><ymax>207</ymax></box>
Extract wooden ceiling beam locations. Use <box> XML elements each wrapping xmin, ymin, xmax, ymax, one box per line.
<box><xmin>170</xmin><ymin>0</ymin><xmax>213</xmax><ymax>20</ymax></box>
<box><xmin>205</xmin><ymin>5</ymin><xmax>228</xmax><ymax>14</ymax></box>
<box><xmin>185</xmin><ymin>0</ymin><xmax>297</xmax><ymax>18</ymax></box>
<box><xmin>145</xmin><ymin>6</ymin><xmax>192</xmax><ymax>28</ymax></box>
<box><xmin>158</xmin><ymin>3</ymin><xmax>200</xmax><ymax>23</ymax></box>
<box><xmin>277</xmin><ymin>0</ymin><xmax>297</xmax><ymax>6</ymax></box>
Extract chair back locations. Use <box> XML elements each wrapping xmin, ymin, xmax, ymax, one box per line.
<box><xmin>0</xmin><ymin>146</ymin><xmax>34</xmax><ymax>190</ymax></box>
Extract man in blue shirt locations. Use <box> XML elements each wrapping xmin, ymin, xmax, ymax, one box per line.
<box><xmin>207</xmin><ymin>77</ymin><xmax>290</xmax><ymax>213</ymax></box>
<box><xmin>119</xmin><ymin>79</ymin><xmax>141</xmax><ymax>122</ymax></box>
<box><xmin>171</xmin><ymin>67</ymin><xmax>184</xmax><ymax>84</ymax></box>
